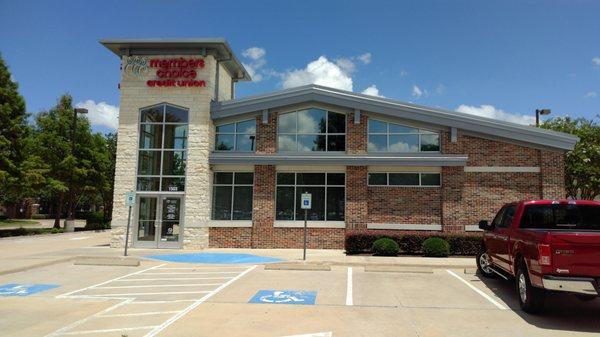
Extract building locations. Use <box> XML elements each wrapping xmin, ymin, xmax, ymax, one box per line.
<box><xmin>101</xmin><ymin>39</ymin><xmax>578</xmax><ymax>250</ymax></box>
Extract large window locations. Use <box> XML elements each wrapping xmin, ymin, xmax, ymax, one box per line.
<box><xmin>215</xmin><ymin>119</ymin><xmax>256</xmax><ymax>151</ymax></box>
<box><xmin>137</xmin><ymin>103</ymin><xmax>188</xmax><ymax>192</ymax></box>
<box><xmin>520</xmin><ymin>204</ymin><xmax>600</xmax><ymax>230</ymax></box>
<box><xmin>212</xmin><ymin>172</ymin><xmax>254</xmax><ymax>220</ymax></box>
<box><xmin>368</xmin><ymin>172</ymin><xmax>441</xmax><ymax>187</ymax></box>
<box><xmin>276</xmin><ymin>173</ymin><xmax>345</xmax><ymax>221</ymax></box>
<box><xmin>277</xmin><ymin>108</ymin><xmax>346</xmax><ymax>152</ymax></box>
<box><xmin>368</xmin><ymin>119</ymin><xmax>440</xmax><ymax>152</ymax></box>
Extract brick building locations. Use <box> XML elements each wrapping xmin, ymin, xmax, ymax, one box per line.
<box><xmin>102</xmin><ymin>39</ymin><xmax>578</xmax><ymax>250</ymax></box>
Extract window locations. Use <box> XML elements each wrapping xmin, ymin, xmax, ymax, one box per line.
<box><xmin>211</xmin><ymin>172</ymin><xmax>254</xmax><ymax>220</ymax></box>
<box><xmin>137</xmin><ymin>104</ymin><xmax>188</xmax><ymax>192</ymax></box>
<box><xmin>367</xmin><ymin>173</ymin><xmax>441</xmax><ymax>186</ymax></box>
<box><xmin>276</xmin><ymin>173</ymin><xmax>345</xmax><ymax>221</ymax></box>
<box><xmin>499</xmin><ymin>205</ymin><xmax>517</xmax><ymax>228</ymax></box>
<box><xmin>215</xmin><ymin>119</ymin><xmax>256</xmax><ymax>151</ymax></box>
<box><xmin>277</xmin><ymin>108</ymin><xmax>346</xmax><ymax>152</ymax></box>
<box><xmin>520</xmin><ymin>204</ymin><xmax>600</xmax><ymax>230</ymax></box>
<box><xmin>368</xmin><ymin>119</ymin><xmax>440</xmax><ymax>152</ymax></box>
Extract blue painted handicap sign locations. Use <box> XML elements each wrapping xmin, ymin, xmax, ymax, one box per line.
<box><xmin>0</xmin><ymin>283</ymin><xmax>59</xmax><ymax>297</ymax></box>
<box><xmin>249</xmin><ymin>290</ymin><xmax>316</xmax><ymax>305</ymax></box>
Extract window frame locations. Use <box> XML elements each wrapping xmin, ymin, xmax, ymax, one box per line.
<box><xmin>275</xmin><ymin>172</ymin><xmax>346</xmax><ymax>221</ymax></box>
<box><xmin>277</xmin><ymin>108</ymin><xmax>347</xmax><ymax>152</ymax></box>
<box><xmin>367</xmin><ymin>118</ymin><xmax>440</xmax><ymax>153</ymax></box>
<box><xmin>137</xmin><ymin>103</ymin><xmax>189</xmax><ymax>192</ymax></box>
<box><xmin>211</xmin><ymin>172</ymin><xmax>255</xmax><ymax>221</ymax></box>
<box><xmin>367</xmin><ymin>172</ymin><xmax>442</xmax><ymax>187</ymax></box>
<box><xmin>214</xmin><ymin>119</ymin><xmax>257</xmax><ymax>152</ymax></box>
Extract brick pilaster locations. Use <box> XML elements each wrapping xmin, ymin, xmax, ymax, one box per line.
<box><xmin>540</xmin><ymin>150</ymin><xmax>566</xmax><ymax>199</ymax></box>
<box><xmin>345</xmin><ymin>166</ymin><xmax>368</xmax><ymax>230</ymax></box>
<box><xmin>251</xmin><ymin>165</ymin><xmax>276</xmax><ymax>248</ymax></box>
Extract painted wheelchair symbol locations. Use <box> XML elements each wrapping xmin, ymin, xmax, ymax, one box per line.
<box><xmin>249</xmin><ymin>290</ymin><xmax>317</xmax><ymax>305</ymax></box>
<box><xmin>0</xmin><ymin>283</ymin><xmax>59</xmax><ymax>297</ymax></box>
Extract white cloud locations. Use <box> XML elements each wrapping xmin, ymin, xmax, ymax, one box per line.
<box><xmin>242</xmin><ymin>47</ymin><xmax>267</xmax><ymax>82</ymax></box>
<box><xmin>242</xmin><ymin>47</ymin><xmax>265</xmax><ymax>60</ymax></box>
<box><xmin>456</xmin><ymin>104</ymin><xmax>535</xmax><ymax>125</ymax></box>
<box><xmin>585</xmin><ymin>91</ymin><xmax>598</xmax><ymax>98</ymax></box>
<box><xmin>592</xmin><ymin>57</ymin><xmax>600</xmax><ymax>66</ymax></box>
<box><xmin>282</xmin><ymin>56</ymin><xmax>353</xmax><ymax>91</ymax></box>
<box><xmin>399</xmin><ymin>69</ymin><xmax>408</xmax><ymax>77</ymax></box>
<box><xmin>76</xmin><ymin>100</ymin><xmax>119</xmax><ymax>130</ymax></box>
<box><xmin>357</xmin><ymin>53</ymin><xmax>372</xmax><ymax>64</ymax></box>
<box><xmin>361</xmin><ymin>85</ymin><xmax>383</xmax><ymax>97</ymax></box>
<box><xmin>335</xmin><ymin>58</ymin><xmax>356</xmax><ymax>74</ymax></box>
<box><xmin>412</xmin><ymin>85</ymin><xmax>428</xmax><ymax>99</ymax></box>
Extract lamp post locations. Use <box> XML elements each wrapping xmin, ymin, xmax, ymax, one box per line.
<box><xmin>65</xmin><ymin>107</ymin><xmax>88</xmax><ymax>232</ymax></box>
<box><xmin>535</xmin><ymin>109</ymin><xmax>551</xmax><ymax>127</ymax></box>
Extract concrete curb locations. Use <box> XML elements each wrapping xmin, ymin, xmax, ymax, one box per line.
<box><xmin>73</xmin><ymin>256</ymin><xmax>141</xmax><ymax>266</ymax></box>
<box><xmin>0</xmin><ymin>257</ymin><xmax>75</xmax><ymax>276</ymax></box>
<box><xmin>265</xmin><ymin>263</ymin><xmax>331</xmax><ymax>271</ymax></box>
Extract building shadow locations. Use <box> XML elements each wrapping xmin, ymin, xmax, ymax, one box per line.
<box><xmin>474</xmin><ymin>272</ymin><xmax>600</xmax><ymax>333</ymax></box>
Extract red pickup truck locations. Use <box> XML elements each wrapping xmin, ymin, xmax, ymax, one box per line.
<box><xmin>476</xmin><ymin>200</ymin><xmax>600</xmax><ymax>313</ymax></box>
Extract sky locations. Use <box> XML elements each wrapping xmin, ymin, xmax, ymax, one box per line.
<box><xmin>1</xmin><ymin>0</ymin><xmax>599</xmax><ymax>134</ymax></box>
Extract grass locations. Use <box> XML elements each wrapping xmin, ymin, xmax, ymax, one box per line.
<box><xmin>0</xmin><ymin>219</ymin><xmax>41</xmax><ymax>226</ymax></box>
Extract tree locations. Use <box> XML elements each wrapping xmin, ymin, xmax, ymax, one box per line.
<box><xmin>542</xmin><ymin>117</ymin><xmax>600</xmax><ymax>200</ymax></box>
<box><xmin>0</xmin><ymin>54</ymin><xmax>29</xmax><ymax>216</ymax></box>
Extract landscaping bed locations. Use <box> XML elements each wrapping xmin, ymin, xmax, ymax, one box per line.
<box><xmin>345</xmin><ymin>230</ymin><xmax>482</xmax><ymax>256</ymax></box>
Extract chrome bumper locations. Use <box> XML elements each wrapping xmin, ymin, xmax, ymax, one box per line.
<box><xmin>542</xmin><ymin>276</ymin><xmax>598</xmax><ymax>295</ymax></box>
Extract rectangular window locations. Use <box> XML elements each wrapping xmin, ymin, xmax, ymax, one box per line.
<box><xmin>215</xmin><ymin>119</ymin><xmax>256</xmax><ymax>152</ymax></box>
<box><xmin>211</xmin><ymin>172</ymin><xmax>254</xmax><ymax>220</ymax></box>
<box><xmin>137</xmin><ymin>104</ymin><xmax>188</xmax><ymax>192</ymax></box>
<box><xmin>368</xmin><ymin>172</ymin><xmax>441</xmax><ymax>187</ymax></box>
<box><xmin>367</xmin><ymin>119</ymin><xmax>440</xmax><ymax>152</ymax></box>
<box><xmin>277</xmin><ymin>109</ymin><xmax>346</xmax><ymax>152</ymax></box>
<box><xmin>520</xmin><ymin>205</ymin><xmax>600</xmax><ymax>230</ymax></box>
<box><xmin>275</xmin><ymin>172</ymin><xmax>345</xmax><ymax>221</ymax></box>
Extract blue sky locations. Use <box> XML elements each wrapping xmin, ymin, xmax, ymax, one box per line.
<box><xmin>1</xmin><ymin>0</ymin><xmax>599</xmax><ymax>134</ymax></box>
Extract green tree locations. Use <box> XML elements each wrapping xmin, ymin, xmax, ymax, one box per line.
<box><xmin>0</xmin><ymin>54</ymin><xmax>29</xmax><ymax>216</ymax></box>
<box><xmin>542</xmin><ymin>116</ymin><xmax>600</xmax><ymax>199</ymax></box>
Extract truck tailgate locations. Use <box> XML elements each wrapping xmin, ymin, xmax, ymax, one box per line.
<box><xmin>551</xmin><ymin>232</ymin><xmax>600</xmax><ymax>277</ymax></box>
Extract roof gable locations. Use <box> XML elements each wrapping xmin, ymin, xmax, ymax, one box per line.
<box><xmin>211</xmin><ymin>85</ymin><xmax>578</xmax><ymax>151</ymax></box>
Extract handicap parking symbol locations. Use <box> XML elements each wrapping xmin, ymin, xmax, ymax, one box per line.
<box><xmin>249</xmin><ymin>290</ymin><xmax>317</xmax><ymax>305</ymax></box>
<box><xmin>0</xmin><ymin>284</ymin><xmax>59</xmax><ymax>297</ymax></box>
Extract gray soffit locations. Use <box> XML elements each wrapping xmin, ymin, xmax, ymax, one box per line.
<box><xmin>99</xmin><ymin>38</ymin><xmax>251</xmax><ymax>81</ymax></box>
<box><xmin>211</xmin><ymin>85</ymin><xmax>578</xmax><ymax>150</ymax></box>
<box><xmin>209</xmin><ymin>152</ymin><xmax>468</xmax><ymax>166</ymax></box>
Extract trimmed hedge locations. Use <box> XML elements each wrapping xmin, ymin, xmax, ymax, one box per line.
<box><xmin>422</xmin><ymin>237</ymin><xmax>450</xmax><ymax>257</ymax></box>
<box><xmin>372</xmin><ymin>238</ymin><xmax>400</xmax><ymax>256</ymax></box>
<box><xmin>345</xmin><ymin>230</ymin><xmax>482</xmax><ymax>256</ymax></box>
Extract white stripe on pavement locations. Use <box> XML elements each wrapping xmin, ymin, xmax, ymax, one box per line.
<box><xmin>98</xmin><ymin>311</ymin><xmax>180</xmax><ymax>318</ymax></box>
<box><xmin>61</xmin><ymin>326</ymin><xmax>157</xmax><ymax>335</ymax></box>
<box><xmin>114</xmin><ymin>277</ymin><xmax>233</xmax><ymax>281</ymax></box>
<box><xmin>346</xmin><ymin>267</ymin><xmax>353</xmax><ymax>306</ymax></box>
<box><xmin>446</xmin><ymin>270</ymin><xmax>507</xmax><ymax>310</ymax></box>
<box><xmin>96</xmin><ymin>283</ymin><xmax>222</xmax><ymax>289</ymax></box>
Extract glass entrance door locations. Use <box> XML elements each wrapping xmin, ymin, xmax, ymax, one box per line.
<box><xmin>135</xmin><ymin>195</ymin><xmax>183</xmax><ymax>248</ymax></box>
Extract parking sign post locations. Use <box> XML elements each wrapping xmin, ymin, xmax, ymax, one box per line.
<box><xmin>124</xmin><ymin>191</ymin><xmax>135</xmax><ymax>256</ymax></box>
<box><xmin>300</xmin><ymin>192</ymin><xmax>312</xmax><ymax>261</ymax></box>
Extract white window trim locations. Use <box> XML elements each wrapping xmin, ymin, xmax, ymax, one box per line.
<box><xmin>367</xmin><ymin>223</ymin><xmax>442</xmax><ymax>231</ymax></box>
<box><xmin>275</xmin><ymin>172</ymin><xmax>346</xmax><ymax>222</ymax></box>
<box><xmin>367</xmin><ymin>172</ymin><xmax>442</xmax><ymax>187</ymax></box>
<box><xmin>208</xmin><ymin>220</ymin><xmax>253</xmax><ymax>228</ymax></box>
<box><xmin>274</xmin><ymin>221</ymin><xmax>346</xmax><ymax>228</ymax></box>
<box><xmin>277</xmin><ymin>108</ymin><xmax>347</xmax><ymax>153</ymax></box>
<box><xmin>214</xmin><ymin>119</ymin><xmax>256</xmax><ymax>152</ymax></box>
<box><xmin>465</xmin><ymin>225</ymin><xmax>483</xmax><ymax>232</ymax></box>
<box><xmin>464</xmin><ymin>166</ymin><xmax>540</xmax><ymax>173</ymax></box>
<box><xmin>367</xmin><ymin>118</ymin><xmax>441</xmax><ymax>153</ymax></box>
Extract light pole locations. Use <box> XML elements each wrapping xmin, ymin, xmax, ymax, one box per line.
<box><xmin>65</xmin><ymin>107</ymin><xmax>88</xmax><ymax>232</ymax></box>
<box><xmin>535</xmin><ymin>109</ymin><xmax>551</xmax><ymax>127</ymax></box>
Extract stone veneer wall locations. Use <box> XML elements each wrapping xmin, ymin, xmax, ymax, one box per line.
<box><xmin>111</xmin><ymin>54</ymin><xmax>226</xmax><ymax>249</ymax></box>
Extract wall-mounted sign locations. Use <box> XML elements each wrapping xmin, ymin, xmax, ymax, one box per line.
<box><xmin>123</xmin><ymin>56</ymin><xmax>207</xmax><ymax>88</ymax></box>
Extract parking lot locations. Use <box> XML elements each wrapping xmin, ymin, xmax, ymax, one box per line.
<box><xmin>1</xmin><ymin>234</ymin><xmax>599</xmax><ymax>337</ymax></box>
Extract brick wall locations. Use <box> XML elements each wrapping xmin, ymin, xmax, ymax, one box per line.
<box><xmin>368</xmin><ymin>186</ymin><xmax>441</xmax><ymax>225</ymax></box>
<box><xmin>540</xmin><ymin>150</ymin><xmax>565</xmax><ymax>199</ymax></box>
<box><xmin>255</xmin><ymin>113</ymin><xmax>277</xmax><ymax>154</ymax></box>
<box><xmin>250</xmin><ymin>164</ymin><xmax>276</xmax><ymax>248</ymax></box>
<box><xmin>347</xmin><ymin>111</ymin><xmax>367</xmax><ymax>154</ymax></box>
<box><xmin>209</xmin><ymin>227</ymin><xmax>252</xmax><ymax>248</ymax></box>
<box><xmin>442</xmin><ymin>132</ymin><xmax>539</xmax><ymax>166</ymax></box>
<box><xmin>345</xmin><ymin>166</ymin><xmax>368</xmax><ymax>230</ymax></box>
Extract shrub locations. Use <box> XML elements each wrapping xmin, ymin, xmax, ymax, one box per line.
<box><xmin>422</xmin><ymin>237</ymin><xmax>450</xmax><ymax>257</ymax></box>
<box><xmin>51</xmin><ymin>228</ymin><xmax>63</xmax><ymax>234</ymax></box>
<box><xmin>0</xmin><ymin>214</ymin><xmax>8</xmax><ymax>221</ymax></box>
<box><xmin>345</xmin><ymin>230</ymin><xmax>482</xmax><ymax>256</ymax></box>
<box><xmin>84</xmin><ymin>222</ymin><xmax>110</xmax><ymax>231</ymax></box>
<box><xmin>372</xmin><ymin>238</ymin><xmax>400</xmax><ymax>256</ymax></box>
<box><xmin>31</xmin><ymin>214</ymin><xmax>52</xmax><ymax>220</ymax></box>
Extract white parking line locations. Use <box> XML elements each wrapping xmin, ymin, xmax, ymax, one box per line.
<box><xmin>346</xmin><ymin>267</ymin><xmax>353</xmax><ymax>306</ymax></box>
<box><xmin>60</xmin><ymin>326</ymin><xmax>157</xmax><ymax>335</ymax></box>
<box><xmin>446</xmin><ymin>270</ymin><xmax>508</xmax><ymax>310</ymax></box>
<box><xmin>156</xmin><ymin>266</ymin><xmax>249</xmax><ymax>270</ymax></box>
<box><xmin>96</xmin><ymin>283</ymin><xmax>222</xmax><ymax>289</ymax></box>
<box><xmin>88</xmin><ymin>290</ymin><xmax>212</xmax><ymax>296</ymax></box>
<box><xmin>98</xmin><ymin>311</ymin><xmax>181</xmax><ymax>318</ymax></box>
<box><xmin>145</xmin><ymin>265</ymin><xmax>257</xmax><ymax>337</ymax></box>
<box><xmin>142</xmin><ymin>271</ymin><xmax>241</xmax><ymax>275</ymax></box>
<box><xmin>115</xmin><ymin>277</ymin><xmax>234</xmax><ymax>281</ymax></box>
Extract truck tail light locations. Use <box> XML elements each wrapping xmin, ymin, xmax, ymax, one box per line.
<box><xmin>538</xmin><ymin>244</ymin><xmax>552</xmax><ymax>266</ymax></box>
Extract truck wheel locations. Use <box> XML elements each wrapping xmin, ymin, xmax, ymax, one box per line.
<box><xmin>476</xmin><ymin>248</ymin><xmax>496</xmax><ymax>278</ymax></box>
<box><xmin>575</xmin><ymin>295</ymin><xmax>597</xmax><ymax>302</ymax></box>
<box><xmin>516</xmin><ymin>262</ymin><xmax>545</xmax><ymax>314</ymax></box>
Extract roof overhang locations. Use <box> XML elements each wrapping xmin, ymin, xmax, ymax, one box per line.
<box><xmin>100</xmin><ymin>38</ymin><xmax>251</xmax><ymax>81</ymax></box>
<box><xmin>211</xmin><ymin>85</ymin><xmax>579</xmax><ymax>151</ymax></box>
<box><xmin>209</xmin><ymin>152</ymin><xmax>468</xmax><ymax>166</ymax></box>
